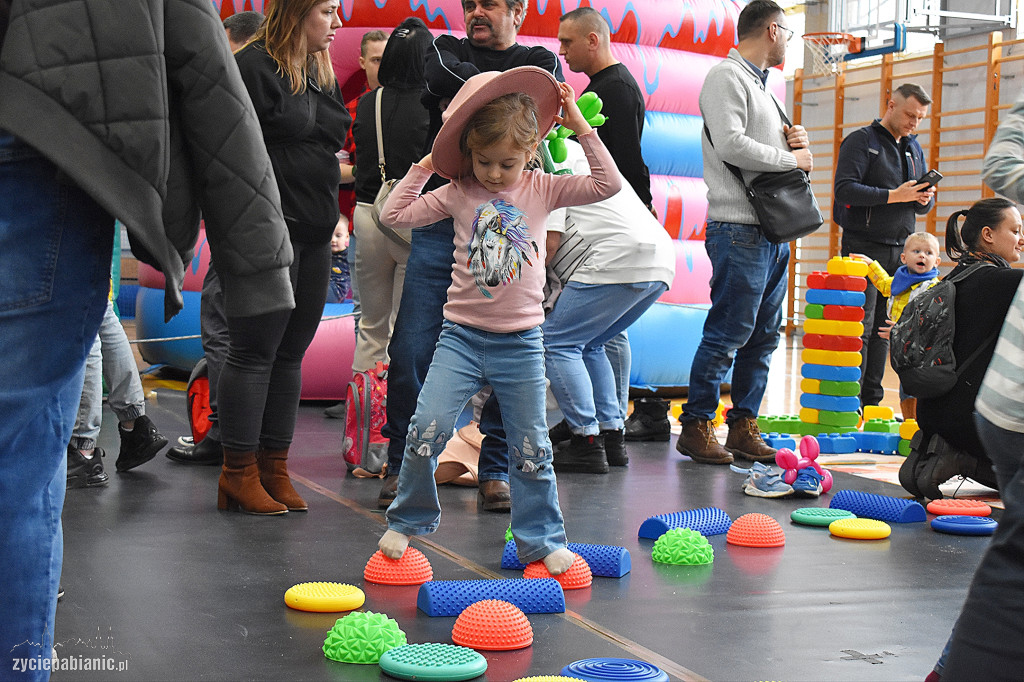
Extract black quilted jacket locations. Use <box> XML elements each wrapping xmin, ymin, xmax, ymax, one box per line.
<box><xmin>0</xmin><ymin>0</ymin><xmax>294</xmax><ymax>320</ymax></box>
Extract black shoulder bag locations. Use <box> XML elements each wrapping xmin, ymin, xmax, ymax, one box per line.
<box><xmin>703</xmin><ymin>96</ymin><xmax>823</xmax><ymax>243</ymax></box>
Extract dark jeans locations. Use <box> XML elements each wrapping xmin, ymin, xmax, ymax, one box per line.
<box><xmin>382</xmin><ymin>218</ymin><xmax>509</xmax><ymax>483</ymax></box>
<box><xmin>200</xmin><ymin>265</ymin><xmax>228</xmax><ymax>441</ymax></box>
<box><xmin>218</xmin><ymin>240</ymin><xmax>330</xmax><ymax>452</ymax></box>
<box><xmin>841</xmin><ymin>236</ymin><xmax>901</xmax><ymax>407</ymax></box>
<box><xmin>943</xmin><ymin>413</ymin><xmax>1024</xmax><ymax>679</ymax></box>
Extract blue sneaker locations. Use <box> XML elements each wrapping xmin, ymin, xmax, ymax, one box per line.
<box><xmin>792</xmin><ymin>467</ymin><xmax>824</xmax><ymax>497</ymax></box>
<box><xmin>730</xmin><ymin>461</ymin><xmax>793</xmax><ymax>498</ymax></box>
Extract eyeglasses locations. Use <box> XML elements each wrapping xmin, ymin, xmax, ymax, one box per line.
<box><xmin>774</xmin><ymin>23</ymin><xmax>794</xmax><ymax>40</ymax></box>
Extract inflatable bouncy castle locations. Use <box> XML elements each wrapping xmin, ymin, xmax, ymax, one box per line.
<box><xmin>135</xmin><ymin>0</ymin><xmax>786</xmax><ymax>393</ymax></box>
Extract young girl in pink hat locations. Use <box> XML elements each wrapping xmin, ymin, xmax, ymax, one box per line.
<box><xmin>377</xmin><ymin>66</ymin><xmax>621</xmax><ymax>575</ymax></box>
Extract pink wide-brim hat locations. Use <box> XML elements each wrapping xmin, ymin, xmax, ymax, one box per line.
<box><xmin>430</xmin><ymin>65</ymin><xmax>561</xmax><ymax>180</ymax></box>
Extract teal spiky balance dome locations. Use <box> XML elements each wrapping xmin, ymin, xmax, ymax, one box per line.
<box><xmin>651</xmin><ymin>528</ymin><xmax>714</xmax><ymax>565</ymax></box>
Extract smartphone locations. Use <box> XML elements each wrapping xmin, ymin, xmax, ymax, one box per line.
<box><xmin>917</xmin><ymin>169</ymin><xmax>943</xmax><ymax>188</ymax></box>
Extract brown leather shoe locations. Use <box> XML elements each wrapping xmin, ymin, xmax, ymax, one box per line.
<box><xmin>478</xmin><ymin>479</ymin><xmax>511</xmax><ymax>513</ymax></box>
<box><xmin>257</xmin><ymin>448</ymin><xmax>308</xmax><ymax>511</ymax></box>
<box><xmin>218</xmin><ymin>449</ymin><xmax>288</xmax><ymax>515</ymax></box>
<box><xmin>675</xmin><ymin>419</ymin><xmax>732</xmax><ymax>464</ymax></box>
<box><xmin>377</xmin><ymin>475</ymin><xmax>398</xmax><ymax>509</ymax></box>
<box><xmin>724</xmin><ymin>417</ymin><xmax>777</xmax><ymax>463</ymax></box>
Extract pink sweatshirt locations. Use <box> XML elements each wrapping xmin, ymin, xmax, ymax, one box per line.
<box><xmin>381</xmin><ymin>130</ymin><xmax>621</xmax><ymax>332</ymax></box>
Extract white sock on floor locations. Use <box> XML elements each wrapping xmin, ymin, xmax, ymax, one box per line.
<box><xmin>378</xmin><ymin>529</ymin><xmax>409</xmax><ymax>559</ymax></box>
<box><xmin>543</xmin><ymin>548</ymin><xmax>574</xmax><ymax>575</ymax></box>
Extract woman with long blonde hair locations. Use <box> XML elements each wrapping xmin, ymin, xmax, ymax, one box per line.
<box><xmin>217</xmin><ymin>0</ymin><xmax>350</xmax><ymax>514</ymax></box>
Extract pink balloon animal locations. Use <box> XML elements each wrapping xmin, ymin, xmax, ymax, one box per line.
<box><xmin>775</xmin><ymin>435</ymin><xmax>833</xmax><ymax>493</ymax></box>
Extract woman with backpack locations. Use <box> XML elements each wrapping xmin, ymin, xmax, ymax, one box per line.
<box><xmin>901</xmin><ymin>197</ymin><xmax>1024</xmax><ymax>500</ymax></box>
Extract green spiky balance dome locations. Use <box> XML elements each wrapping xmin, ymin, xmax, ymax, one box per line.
<box><xmin>651</xmin><ymin>528</ymin><xmax>714</xmax><ymax>565</ymax></box>
<box><xmin>322</xmin><ymin>611</ymin><xmax>407</xmax><ymax>664</ymax></box>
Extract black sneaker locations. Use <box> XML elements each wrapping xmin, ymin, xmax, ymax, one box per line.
<box><xmin>116</xmin><ymin>415</ymin><xmax>168</xmax><ymax>472</ymax></box>
<box><xmin>601</xmin><ymin>428</ymin><xmax>629</xmax><ymax>466</ymax></box>
<box><xmin>552</xmin><ymin>434</ymin><xmax>609</xmax><ymax>474</ymax></box>
<box><xmin>67</xmin><ymin>446</ymin><xmax>109</xmax><ymax>488</ymax></box>
<box><xmin>548</xmin><ymin>419</ymin><xmax>572</xmax><ymax>448</ymax></box>
<box><xmin>623</xmin><ymin>397</ymin><xmax>671</xmax><ymax>442</ymax></box>
<box><xmin>323</xmin><ymin>401</ymin><xmax>347</xmax><ymax>419</ymax></box>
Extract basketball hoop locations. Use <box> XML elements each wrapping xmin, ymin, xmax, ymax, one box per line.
<box><xmin>803</xmin><ymin>32</ymin><xmax>862</xmax><ymax>76</ymax></box>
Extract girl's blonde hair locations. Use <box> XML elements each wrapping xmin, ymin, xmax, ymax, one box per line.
<box><xmin>460</xmin><ymin>93</ymin><xmax>540</xmax><ymax>163</ymax></box>
<box><xmin>253</xmin><ymin>0</ymin><xmax>337</xmax><ymax>95</ymax></box>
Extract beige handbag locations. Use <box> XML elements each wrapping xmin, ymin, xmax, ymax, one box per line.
<box><xmin>369</xmin><ymin>87</ymin><xmax>412</xmax><ymax>246</ymax></box>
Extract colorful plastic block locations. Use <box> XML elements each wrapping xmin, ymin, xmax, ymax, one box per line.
<box><xmin>804</xmin><ymin>303</ymin><xmax>824</xmax><ymax>319</ymax></box>
<box><xmin>801</xmin><ymin>393</ymin><xmax>861</xmax><ymax>413</ymax></box>
<box><xmin>801</xmin><ymin>378</ymin><xmax>821</xmax><ymax>395</ymax></box>
<box><xmin>638</xmin><ymin>507</ymin><xmax>732</xmax><ymax>539</ymax></box>
<box><xmin>823</xmin><ymin>304</ymin><xmax>865</xmax><ymax>321</ymax></box>
<box><xmin>852</xmin><ymin>431</ymin><xmax>901</xmax><ymax>454</ymax></box>
<box><xmin>501</xmin><ymin>541</ymin><xmax>631</xmax><ymax>577</ymax></box>
<box><xmin>862</xmin><ymin>405</ymin><xmax>895</xmax><ymax>421</ymax></box>
<box><xmin>863</xmin><ymin>418</ymin><xmax>900</xmax><ymax>434</ymax></box>
<box><xmin>801</xmin><ymin>349</ymin><xmax>862</xmax><ymax>367</ymax></box>
<box><xmin>805</xmin><ymin>289</ymin><xmax>866</xmax><ymax>308</ymax></box>
<box><xmin>819</xmin><ymin>380</ymin><xmax>861</xmax><ymax>397</ymax></box>
<box><xmin>762</xmin><ymin>433</ymin><xmax>797</xmax><ymax>449</ymax></box>
<box><xmin>799</xmin><ymin>407</ymin><xmax>819</xmax><ymax>424</ymax></box>
<box><xmin>801</xmin><ymin>364</ymin><xmax>862</xmax><ymax>382</ymax></box>
<box><xmin>803</xmin><ymin>333</ymin><xmax>863</xmax><ymax>353</ymax></box>
<box><xmin>806</xmin><ymin>272</ymin><xmax>867</xmax><ymax>291</ymax></box>
<box><xmin>898</xmin><ymin>439</ymin><xmax>911</xmax><ymax>456</ymax></box>
<box><xmin>818</xmin><ymin>410</ymin><xmax>861</xmax><ymax>428</ymax></box>
<box><xmin>899</xmin><ymin>419</ymin><xmax>920</xmax><ymax>441</ymax></box>
<box><xmin>826</xmin><ymin>256</ymin><xmax>869</xmax><ymax>277</ymax></box>
<box><xmin>416</xmin><ymin>579</ymin><xmax>565</xmax><ymax>617</ymax></box>
<box><xmin>803</xmin><ymin>317</ymin><xmax>865</xmax><ymax>337</ymax></box>
<box><xmin>815</xmin><ymin>432</ymin><xmax>859</xmax><ymax>453</ymax></box>
<box><xmin>830</xmin><ymin>489</ymin><xmax>927</xmax><ymax>523</ymax></box>
<box><xmin>758</xmin><ymin>414</ymin><xmax>803</xmax><ymax>433</ymax></box>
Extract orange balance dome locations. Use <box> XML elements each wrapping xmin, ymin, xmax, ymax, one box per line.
<box><xmin>452</xmin><ymin>599</ymin><xmax>533</xmax><ymax>651</ymax></box>
<box><xmin>726</xmin><ymin>513</ymin><xmax>786</xmax><ymax>548</ymax></box>
<box><xmin>523</xmin><ymin>553</ymin><xmax>592</xmax><ymax>589</ymax></box>
<box><xmin>363</xmin><ymin>547</ymin><xmax>433</xmax><ymax>585</ymax></box>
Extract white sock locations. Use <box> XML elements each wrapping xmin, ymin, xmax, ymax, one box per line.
<box><xmin>543</xmin><ymin>548</ymin><xmax>574</xmax><ymax>576</ymax></box>
<box><xmin>378</xmin><ymin>529</ymin><xmax>409</xmax><ymax>559</ymax></box>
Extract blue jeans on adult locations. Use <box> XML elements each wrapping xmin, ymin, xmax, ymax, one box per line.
<box><xmin>71</xmin><ymin>300</ymin><xmax>147</xmax><ymax>450</ymax></box>
<box><xmin>0</xmin><ymin>130</ymin><xmax>114</xmax><ymax>678</ymax></box>
<box><xmin>544</xmin><ymin>281</ymin><xmax>667</xmax><ymax>435</ymax></box>
<box><xmin>941</xmin><ymin>413</ymin><xmax>1024</xmax><ymax>678</ymax></box>
<box><xmin>386</xmin><ymin>322</ymin><xmax>566</xmax><ymax>563</ymax></box>
<box><xmin>681</xmin><ymin>221</ymin><xmax>789</xmax><ymax>424</ymax></box>
<box><xmin>382</xmin><ymin>218</ymin><xmax>508</xmax><ymax>483</ymax></box>
<box><xmin>605</xmin><ymin>331</ymin><xmax>631</xmax><ymax>421</ymax></box>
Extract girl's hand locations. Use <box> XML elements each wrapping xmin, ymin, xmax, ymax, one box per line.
<box><xmin>877</xmin><ymin>319</ymin><xmax>894</xmax><ymax>340</ymax></box>
<box><xmin>418</xmin><ymin>153</ymin><xmax>434</xmax><ymax>171</ymax></box>
<box><xmin>553</xmin><ymin>82</ymin><xmax>593</xmax><ymax>137</ymax></box>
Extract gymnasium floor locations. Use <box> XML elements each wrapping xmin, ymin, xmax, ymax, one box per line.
<box><xmin>53</xmin><ymin>337</ymin><xmax>997</xmax><ymax>681</ymax></box>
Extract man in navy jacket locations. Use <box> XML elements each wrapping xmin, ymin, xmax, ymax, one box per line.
<box><xmin>834</xmin><ymin>83</ymin><xmax>936</xmax><ymax>408</ymax></box>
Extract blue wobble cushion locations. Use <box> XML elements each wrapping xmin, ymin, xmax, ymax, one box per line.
<box><xmin>502</xmin><ymin>540</ymin><xmax>631</xmax><ymax>577</ymax></box>
<box><xmin>830</xmin><ymin>489</ymin><xmax>927</xmax><ymax>523</ymax></box>
<box><xmin>416</xmin><ymin>578</ymin><xmax>564</xmax><ymax>617</ymax></box>
<box><xmin>638</xmin><ymin>507</ymin><xmax>732</xmax><ymax>539</ymax></box>
<box><xmin>562</xmin><ymin>658</ymin><xmax>669</xmax><ymax>682</ymax></box>
<box><xmin>931</xmin><ymin>515</ymin><xmax>997</xmax><ymax>536</ymax></box>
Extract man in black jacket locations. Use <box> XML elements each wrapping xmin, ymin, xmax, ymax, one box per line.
<box><xmin>378</xmin><ymin>0</ymin><xmax>564</xmax><ymax>511</ymax></box>
<box><xmin>833</xmin><ymin>83</ymin><xmax>936</xmax><ymax>408</ymax></box>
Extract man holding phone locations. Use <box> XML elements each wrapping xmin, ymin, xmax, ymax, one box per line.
<box><xmin>834</xmin><ymin>82</ymin><xmax>936</xmax><ymax>408</ymax></box>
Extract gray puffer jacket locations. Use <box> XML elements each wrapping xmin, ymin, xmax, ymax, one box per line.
<box><xmin>0</xmin><ymin>0</ymin><xmax>294</xmax><ymax>320</ymax></box>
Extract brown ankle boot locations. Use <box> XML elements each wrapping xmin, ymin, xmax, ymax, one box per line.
<box><xmin>900</xmin><ymin>398</ymin><xmax>917</xmax><ymax>421</ymax></box>
<box><xmin>218</xmin><ymin>449</ymin><xmax>288</xmax><ymax>515</ymax></box>
<box><xmin>675</xmin><ymin>419</ymin><xmax>732</xmax><ymax>464</ymax></box>
<box><xmin>257</xmin><ymin>448</ymin><xmax>308</xmax><ymax>511</ymax></box>
<box><xmin>724</xmin><ymin>416</ymin><xmax>777</xmax><ymax>463</ymax></box>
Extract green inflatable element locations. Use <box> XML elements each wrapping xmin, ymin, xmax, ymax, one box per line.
<box><xmin>322</xmin><ymin>611</ymin><xmax>407</xmax><ymax>664</ymax></box>
<box><xmin>545</xmin><ymin>91</ymin><xmax>606</xmax><ymax>164</ymax></box>
<box><xmin>651</xmin><ymin>528</ymin><xmax>714</xmax><ymax>566</ymax></box>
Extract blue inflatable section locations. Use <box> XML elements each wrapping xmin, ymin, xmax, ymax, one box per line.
<box><xmin>627</xmin><ymin>302</ymin><xmax>731</xmax><ymax>391</ymax></box>
<box><xmin>135</xmin><ymin>287</ymin><xmax>203</xmax><ymax>371</ymax></box>
<box><xmin>641</xmin><ymin>111</ymin><xmax>704</xmax><ymax>179</ymax></box>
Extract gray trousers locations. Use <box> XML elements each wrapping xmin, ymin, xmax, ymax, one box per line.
<box><xmin>200</xmin><ymin>265</ymin><xmax>229</xmax><ymax>442</ymax></box>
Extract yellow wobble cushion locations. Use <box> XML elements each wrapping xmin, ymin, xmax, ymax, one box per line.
<box><xmin>284</xmin><ymin>582</ymin><xmax>365</xmax><ymax>612</ymax></box>
<box><xmin>829</xmin><ymin>518</ymin><xmax>891</xmax><ymax>540</ymax></box>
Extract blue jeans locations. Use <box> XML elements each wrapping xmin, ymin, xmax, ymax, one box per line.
<box><xmin>0</xmin><ymin>131</ymin><xmax>114</xmax><ymax>678</ymax></box>
<box><xmin>386</xmin><ymin>322</ymin><xmax>566</xmax><ymax>562</ymax></box>
<box><xmin>942</xmin><ymin>413</ymin><xmax>1024</xmax><ymax>678</ymax></box>
<box><xmin>605</xmin><ymin>331</ymin><xmax>631</xmax><ymax>421</ymax></box>
<box><xmin>71</xmin><ymin>300</ymin><xmax>146</xmax><ymax>449</ymax></box>
<box><xmin>382</xmin><ymin>218</ymin><xmax>508</xmax><ymax>483</ymax></box>
<box><xmin>681</xmin><ymin>221</ymin><xmax>789</xmax><ymax>424</ymax></box>
<box><xmin>544</xmin><ymin>281</ymin><xmax>667</xmax><ymax>434</ymax></box>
